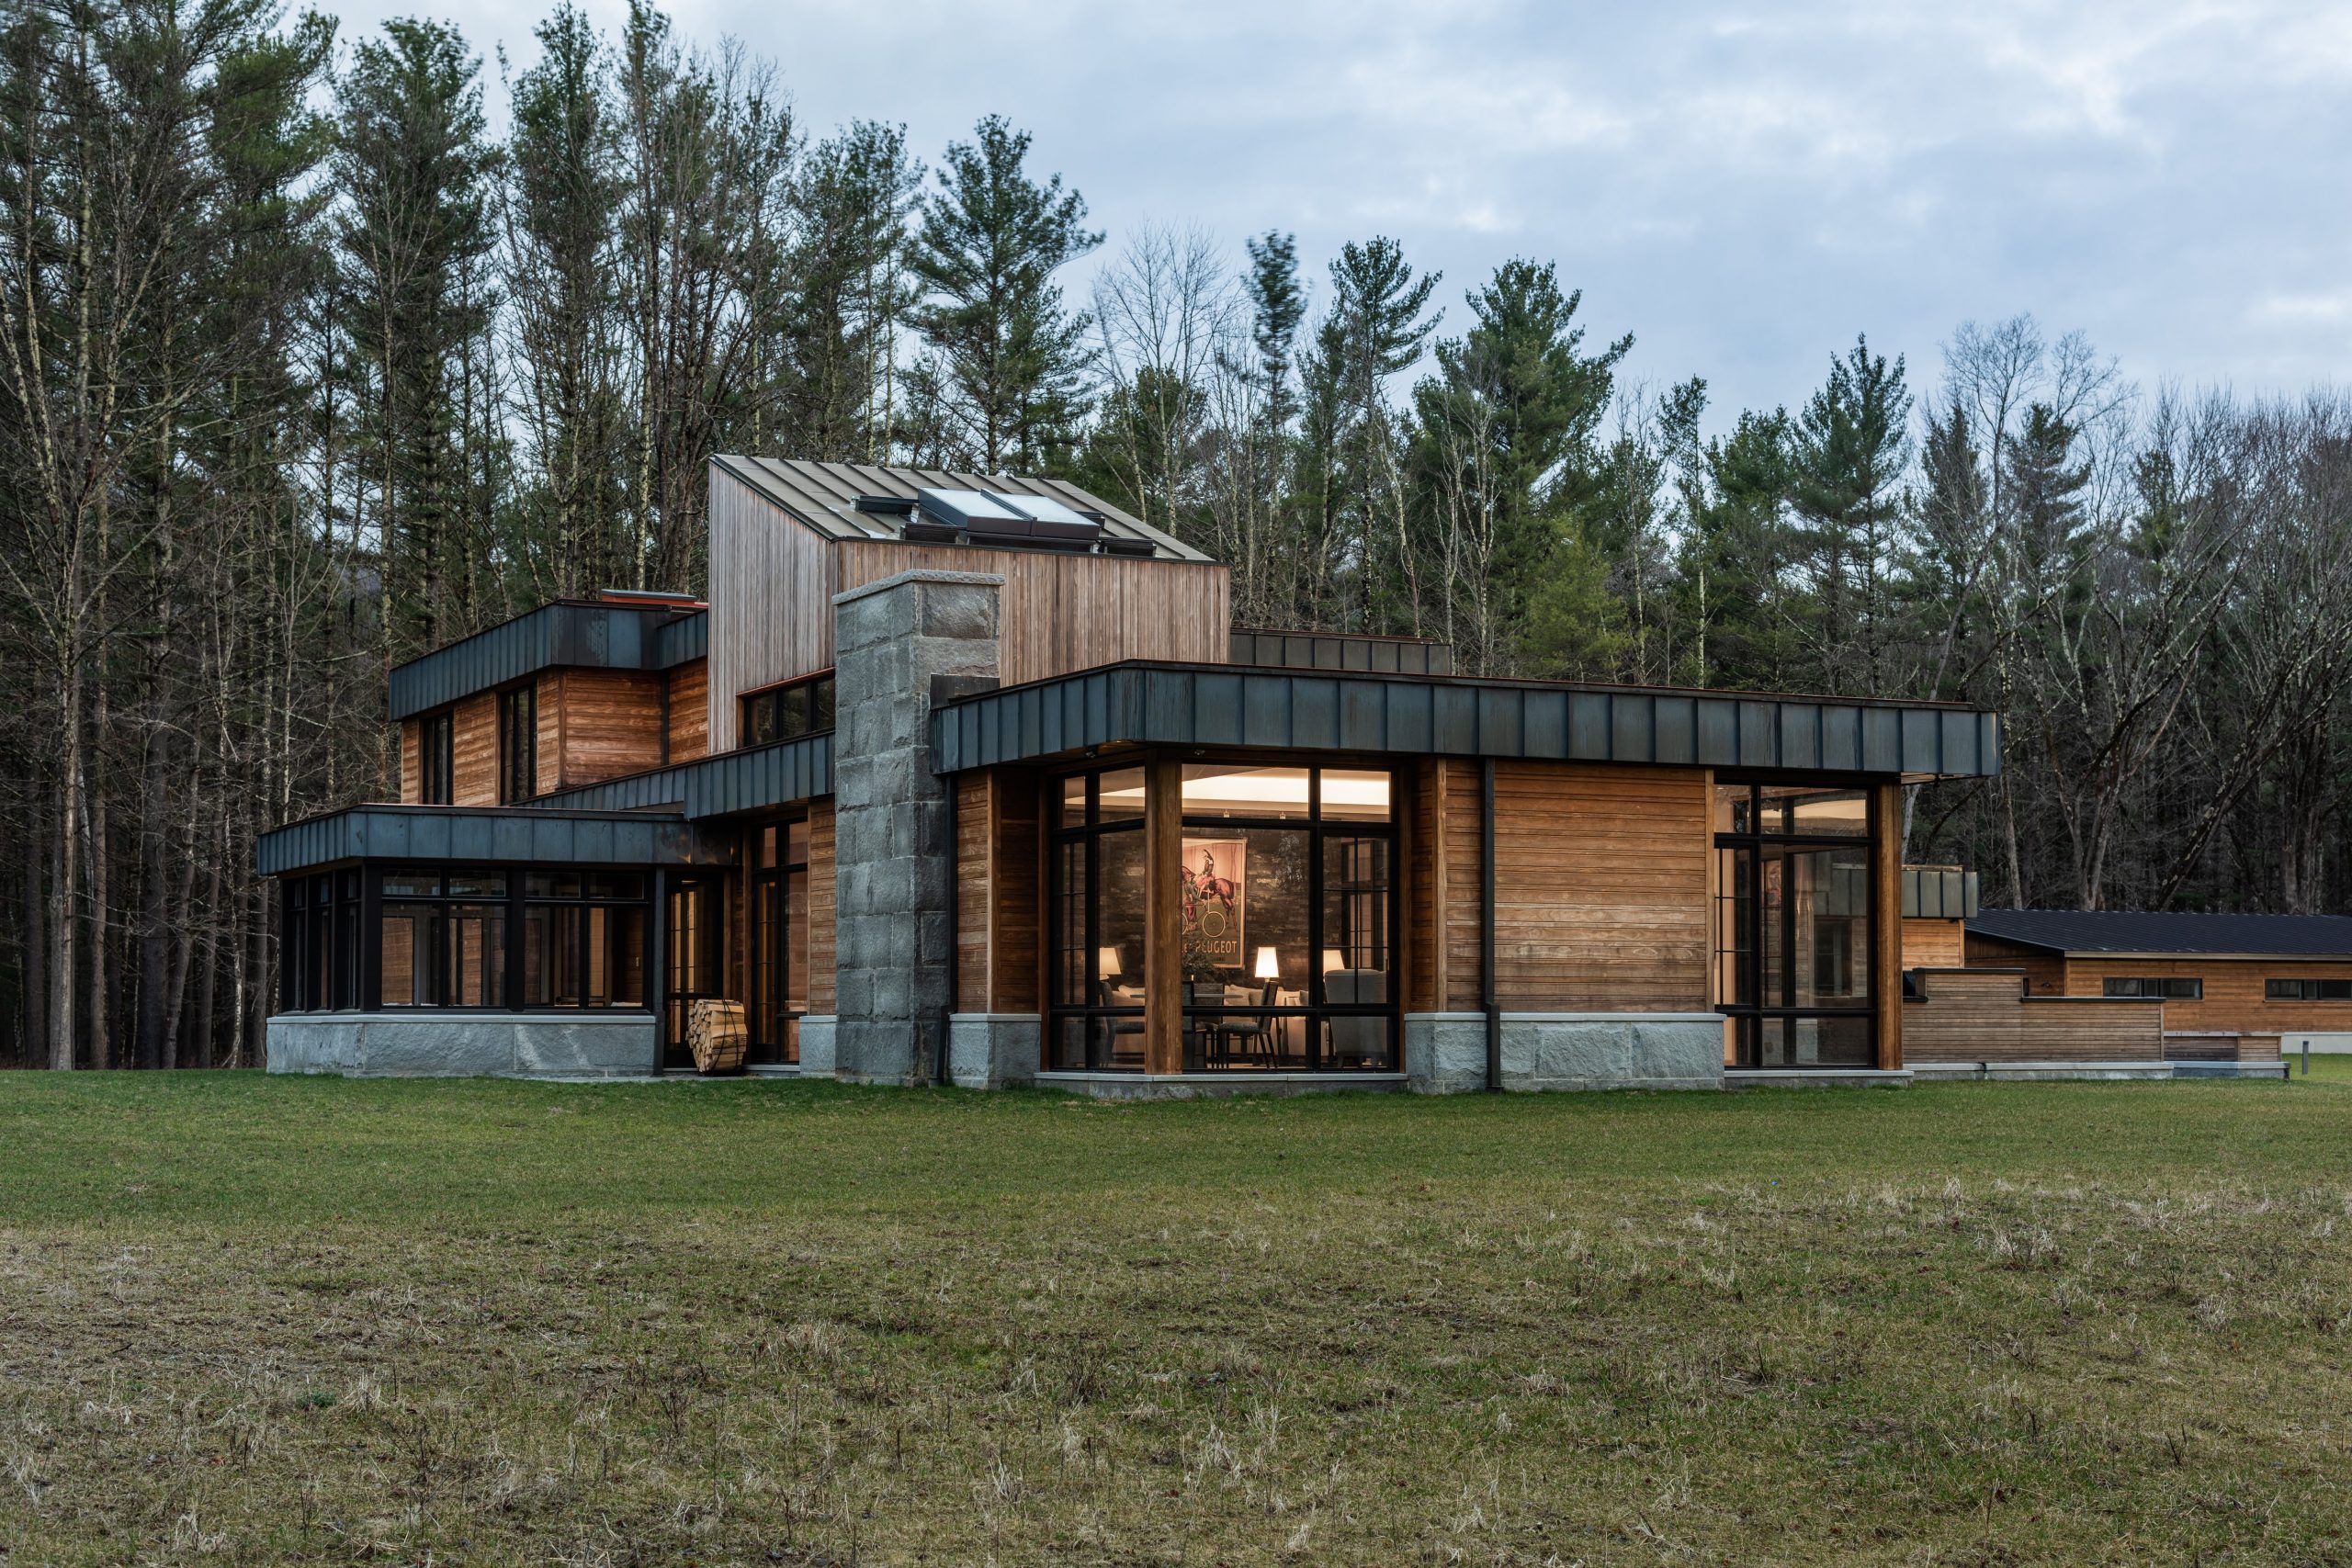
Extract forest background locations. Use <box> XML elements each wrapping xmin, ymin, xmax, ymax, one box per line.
<box><xmin>6</xmin><ymin>0</ymin><xmax>2348</xmax><ymax>1067</ymax></box>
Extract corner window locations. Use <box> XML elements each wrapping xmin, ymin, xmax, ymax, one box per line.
<box><xmin>2104</xmin><ymin>976</ymin><xmax>2201</xmax><ymax>1000</ymax></box>
<box><xmin>418</xmin><ymin>711</ymin><xmax>454</xmax><ymax>805</ymax></box>
<box><xmin>741</xmin><ymin>671</ymin><xmax>835</xmax><ymax>747</ymax></box>
<box><xmin>499</xmin><ymin>684</ymin><xmax>537</xmax><ymax>804</ymax></box>
<box><xmin>1713</xmin><ymin>783</ymin><xmax>1879</xmax><ymax>1067</ymax></box>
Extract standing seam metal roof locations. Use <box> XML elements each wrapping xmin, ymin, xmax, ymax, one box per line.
<box><xmin>1967</xmin><ymin>908</ymin><xmax>2352</xmax><ymax>957</ymax></box>
<box><xmin>712</xmin><ymin>457</ymin><xmax>1213</xmax><ymax>562</ymax></box>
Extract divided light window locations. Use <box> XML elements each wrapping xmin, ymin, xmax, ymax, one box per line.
<box><xmin>2104</xmin><ymin>976</ymin><xmax>2202</xmax><ymax>999</ymax></box>
<box><xmin>1713</xmin><ymin>784</ymin><xmax>1877</xmax><ymax>1069</ymax></box>
<box><xmin>419</xmin><ymin>711</ymin><xmax>454</xmax><ymax>805</ymax></box>
<box><xmin>2267</xmin><ymin>977</ymin><xmax>2352</xmax><ymax>1001</ymax></box>
<box><xmin>741</xmin><ymin>671</ymin><xmax>835</xmax><ymax>747</ymax></box>
<box><xmin>499</xmin><ymin>684</ymin><xmax>537</xmax><ymax>804</ymax></box>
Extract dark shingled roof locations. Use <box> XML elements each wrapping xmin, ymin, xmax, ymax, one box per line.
<box><xmin>1969</xmin><ymin>908</ymin><xmax>2352</xmax><ymax>957</ymax></box>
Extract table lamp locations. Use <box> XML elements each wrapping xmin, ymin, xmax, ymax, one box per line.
<box><xmin>1254</xmin><ymin>946</ymin><xmax>1281</xmax><ymax>982</ymax></box>
<box><xmin>1322</xmin><ymin>947</ymin><xmax>1345</xmax><ymax>974</ymax></box>
<box><xmin>1098</xmin><ymin>945</ymin><xmax>1122</xmax><ymax>981</ymax></box>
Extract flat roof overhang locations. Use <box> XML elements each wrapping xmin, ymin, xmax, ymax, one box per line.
<box><xmin>256</xmin><ymin>805</ymin><xmax>736</xmax><ymax>877</ymax></box>
<box><xmin>387</xmin><ymin>600</ymin><xmax>708</xmax><ymax>721</ymax></box>
<box><xmin>532</xmin><ymin>730</ymin><xmax>832</xmax><ymax>818</ymax></box>
<box><xmin>933</xmin><ymin>661</ymin><xmax>2001</xmax><ymax>781</ymax></box>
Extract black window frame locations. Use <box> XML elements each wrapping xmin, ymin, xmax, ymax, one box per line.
<box><xmin>519</xmin><ymin>869</ymin><xmax>650</xmax><ymax>1010</ymax></box>
<box><xmin>748</xmin><ymin>817</ymin><xmax>812</xmax><ymax>1066</ymax></box>
<box><xmin>1044</xmin><ymin>759</ymin><xmax>1400</xmax><ymax>1074</ymax></box>
<box><xmin>741</xmin><ymin>670</ymin><xmax>836</xmax><ymax>749</ymax></box>
<box><xmin>1713</xmin><ymin>780</ymin><xmax>1881</xmax><ymax>1069</ymax></box>
<box><xmin>499</xmin><ymin>683</ymin><xmax>537</xmax><ymax>805</ymax></box>
<box><xmin>2103</xmin><ymin>976</ymin><xmax>2203</xmax><ymax>1000</ymax></box>
<box><xmin>418</xmin><ymin>711</ymin><xmax>454</xmax><ymax>805</ymax></box>
<box><xmin>2267</xmin><ymin>977</ymin><xmax>2352</xmax><ymax>1001</ymax></box>
<box><xmin>277</xmin><ymin>869</ymin><xmax>363</xmax><ymax>1012</ymax></box>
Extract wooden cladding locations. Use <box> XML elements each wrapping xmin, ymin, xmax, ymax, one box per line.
<box><xmin>399</xmin><ymin>718</ymin><xmax>422</xmax><ymax>803</ymax></box>
<box><xmin>953</xmin><ymin>770</ymin><xmax>1040</xmax><ymax>1014</ymax></box>
<box><xmin>707</xmin><ymin>464</ymin><xmax>1232</xmax><ymax>752</ymax></box>
<box><xmin>2055</xmin><ymin>955</ymin><xmax>2352</xmax><ymax>1035</ymax></box>
<box><xmin>667</xmin><ymin>660</ymin><xmax>708</xmax><ymax>762</ymax></box>
<box><xmin>1901</xmin><ymin>916</ymin><xmax>1966</xmax><ymax>970</ymax></box>
<box><xmin>450</xmin><ymin>693</ymin><xmax>498</xmax><ymax>807</ymax></box>
<box><xmin>1412</xmin><ymin>759</ymin><xmax>1713</xmax><ymax>1014</ymax></box>
<box><xmin>1905</xmin><ymin>968</ymin><xmax>2164</xmax><ymax>1062</ymax></box>
<box><xmin>806</xmin><ymin>802</ymin><xmax>836</xmax><ymax>1013</ymax></box>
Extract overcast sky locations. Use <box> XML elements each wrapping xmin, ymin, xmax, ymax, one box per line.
<box><xmin>334</xmin><ymin>0</ymin><xmax>2349</xmax><ymax>420</ymax></box>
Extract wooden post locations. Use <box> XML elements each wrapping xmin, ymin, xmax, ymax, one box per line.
<box><xmin>1143</xmin><ymin>754</ymin><xmax>1183</xmax><ymax>1076</ymax></box>
<box><xmin>1875</xmin><ymin>781</ymin><xmax>1904</xmax><ymax>1070</ymax></box>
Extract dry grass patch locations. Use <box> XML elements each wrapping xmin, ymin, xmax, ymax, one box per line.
<box><xmin>1</xmin><ymin>1071</ymin><xmax>2349</xmax><ymax>1562</ymax></box>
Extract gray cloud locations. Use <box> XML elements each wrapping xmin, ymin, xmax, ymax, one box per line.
<box><xmin>332</xmin><ymin>0</ymin><xmax>2350</xmax><ymax>414</ymax></box>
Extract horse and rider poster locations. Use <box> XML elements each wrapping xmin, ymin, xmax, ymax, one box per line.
<box><xmin>1180</xmin><ymin>839</ymin><xmax>1247</xmax><ymax>970</ymax></box>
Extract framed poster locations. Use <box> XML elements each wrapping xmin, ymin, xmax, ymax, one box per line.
<box><xmin>1180</xmin><ymin>839</ymin><xmax>1247</xmax><ymax>971</ymax></box>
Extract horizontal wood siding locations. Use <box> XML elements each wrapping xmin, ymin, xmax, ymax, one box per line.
<box><xmin>398</xmin><ymin>719</ymin><xmax>421</xmax><ymax>803</ymax></box>
<box><xmin>1905</xmin><ymin>968</ymin><xmax>2165</xmax><ymax>1062</ymax></box>
<box><xmin>707</xmin><ymin>468</ymin><xmax>837</xmax><ymax>754</ymax></box>
<box><xmin>555</xmin><ymin>669</ymin><xmax>666</xmax><ymax>789</ymax></box>
<box><xmin>834</xmin><ymin>540</ymin><xmax>1230</xmax><ymax>687</ymax></box>
<box><xmin>2062</xmin><ymin>956</ymin><xmax>2352</xmax><ymax>1035</ymax></box>
<box><xmin>667</xmin><ymin>659</ymin><xmax>708</xmax><ymax>762</ymax></box>
<box><xmin>450</xmin><ymin>694</ymin><xmax>497</xmax><ymax>807</ymax></box>
<box><xmin>1442</xmin><ymin>761</ymin><xmax>1712</xmax><ymax>1013</ymax></box>
<box><xmin>1903</xmin><ymin>917</ymin><xmax>1965</xmax><ymax>969</ymax></box>
<box><xmin>807</xmin><ymin>801</ymin><xmax>835</xmax><ymax>1013</ymax></box>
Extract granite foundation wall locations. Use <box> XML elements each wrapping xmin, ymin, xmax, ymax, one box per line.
<box><xmin>1404</xmin><ymin>1012</ymin><xmax>1724</xmax><ymax>1092</ymax></box>
<box><xmin>266</xmin><ymin>1011</ymin><xmax>658</xmax><ymax>1078</ymax></box>
<box><xmin>948</xmin><ymin>1014</ymin><xmax>1040</xmax><ymax>1089</ymax></box>
<box><xmin>829</xmin><ymin>570</ymin><xmax>1003</xmax><ymax>1087</ymax></box>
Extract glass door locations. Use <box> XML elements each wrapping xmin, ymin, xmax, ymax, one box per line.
<box><xmin>662</xmin><ymin>876</ymin><xmax>726</xmax><ymax>1068</ymax></box>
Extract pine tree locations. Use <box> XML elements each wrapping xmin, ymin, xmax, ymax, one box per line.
<box><xmin>785</xmin><ymin>119</ymin><xmax>921</xmax><ymax>462</ymax></box>
<box><xmin>910</xmin><ymin>114</ymin><xmax>1100</xmax><ymax>471</ymax></box>
<box><xmin>1789</xmin><ymin>334</ymin><xmax>1911</xmax><ymax>694</ymax></box>
<box><xmin>334</xmin><ymin>17</ymin><xmax>499</xmax><ymax>655</ymax></box>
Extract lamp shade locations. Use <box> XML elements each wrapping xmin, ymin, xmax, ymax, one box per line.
<box><xmin>1254</xmin><ymin>946</ymin><xmax>1281</xmax><ymax>981</ymax></box>
<box><xmin>1098</xmin><ymin>945</ymin><xmax>1123</xmax><ymax>978</ymax></box>
<box><xmin>1322</xmin><ymin>948</ymin><xmax>1346</xmax><ymax>974</ymax></box>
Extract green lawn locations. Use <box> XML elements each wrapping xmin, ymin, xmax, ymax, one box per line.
<box><xmin>3</xmin><ymin>1071</ymin><xmax>2349</xmax><ymax>1565</ymax></box>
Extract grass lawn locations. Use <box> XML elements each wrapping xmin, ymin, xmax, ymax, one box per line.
<box><xmin>3</xmin><ymin>1071</ymin><xmax>2350</xmax><ymax>1565</ymax></box>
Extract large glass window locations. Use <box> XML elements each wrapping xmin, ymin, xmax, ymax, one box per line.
<box><xmin>1049</xmin><ymin>767</ymin><xmax>1148</xmax><ymax>1069</ymax></box>
<box><xmin>278</xmin><ymin>870</ymin><xmax>362</xmax><ymax>1011</ymax></box>
<box><xmin>1047</xmin><ymin>761</ymin><xmax>1397</xmax><ymax>1073</ymax></box>
<box><xmin>327</xmin><ymin>866</ymin><xmax>652</xmax><ymax>1013</ymax></box>
<box><xmin>1713</xmin><ymin>784</ymin><xmax>1879</xmax><ymax>1067</ymax></box>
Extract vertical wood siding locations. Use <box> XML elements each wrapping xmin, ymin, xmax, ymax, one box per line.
<box><xmin>534</xmin><ymin>673</ymin><xmax>562</xmax><ymax>796</ymax></box>
<box><xmin>956</xmin><ymin>770</ymin><xmax>1042</xmax><ymax>1014</ymax></box>
<box><xmin>706</xmin><ymin>468</ymin><xmax>838</xmax><ymax>754</ymax></box>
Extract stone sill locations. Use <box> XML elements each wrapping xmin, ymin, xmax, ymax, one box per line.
<box><xmin>1910</xmin><ymin>1060</ymin><xmax>2173</xmax><ymax>1078</ymax></box>
<box><xmin>268</xmin><ymin>1010</ymin><xmax>653</xmax><ymax>1024</ymax></box>
<box><xmin>1036</xmin><ymin>1071</ymin><xmax>1408</xmax><ymax>1085</ymax></box>
<box><xmin>1724</xmin><ymin>1068</ymin><xmax>1913</xmax><ymax>1088</ymax></box>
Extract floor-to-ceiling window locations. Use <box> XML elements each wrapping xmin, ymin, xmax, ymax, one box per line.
<box><xmin>749</xmin><ymin>818</ymin><xmax>810</xmax><ymax>1066</ymax></box>
<box><xmin>1713</xmin><ymin>784</ymin><xmax>1877</xmax><ymax>1067</ymax></box>
<box><xmin>1045</xmin><ymin>760</ymin><xmax>1398</xmax><ymax>1073</ymax></box>
<box><xmin>663</xmin><ymin>875</ymin><xmax>726</xmax><ymax>1068</ymax></box>
<box><xmin>1046</xmin><ymin>767</ymin><xmax>1147</xmax><ymax>1068</ymax></box>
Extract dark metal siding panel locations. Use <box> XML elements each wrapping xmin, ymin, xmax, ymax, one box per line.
<box><xmin>1523</xmin><ymin>689</ymin><xmax>1569</xmax><ymax>760</ymax></box>
<box><xmin>1432</xmin><ymin>684</ymin><xmax>1478</xmax><ymax>755</ymax></box>
<box><xmin>1568</xmin><ymin>693</ymin><xmax>1611</xmax><ymax>761</ymax></box>
<box><xmin>1860</xmin><ymin>708</ymin><xmax>1902</xmax><ymax>773</ymax></box>
<box><xmin>1654</xmin><ymin>695</ymin><xmax>1695</xmax><ymax>766</ymax></box>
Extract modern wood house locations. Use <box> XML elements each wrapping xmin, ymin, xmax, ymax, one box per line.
<box><xmin>258</xmin><ymin>458</ymin><xmax>2009</xmax><ymax>1093</ymax></box>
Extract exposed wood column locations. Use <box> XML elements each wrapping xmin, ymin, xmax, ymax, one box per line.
<box><xmin>1143</xmin><ymin>753</ymin><xmax>1184</xmax><ymax>1075</ymax></box>
<box><xmin>1875</xmin><ymin>781</ymin><xmax>1904</xmax><ymax>1070</ymax></box>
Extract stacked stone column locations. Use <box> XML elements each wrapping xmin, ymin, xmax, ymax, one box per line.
<box><xmin>827</xmin><ymin>570</ymin><xmax>1001</xmax><ymax>1084</ymax></box>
